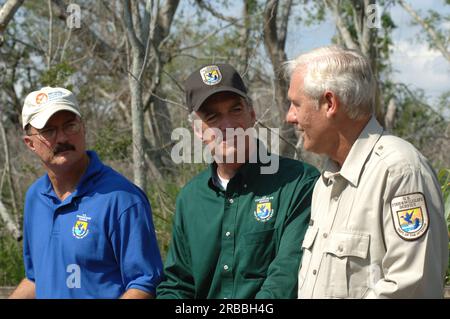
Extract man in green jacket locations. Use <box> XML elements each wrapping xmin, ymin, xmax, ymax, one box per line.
<box><xmin>157</xmin><ymin>63</ymin><xmax>319</xmax><ymax>299</ymax></box>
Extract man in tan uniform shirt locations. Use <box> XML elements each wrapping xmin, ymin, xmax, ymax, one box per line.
<box><xmin>285</xmin><ymin>45</ymin><xmax>449</xmax><ymax>298</ymax></box>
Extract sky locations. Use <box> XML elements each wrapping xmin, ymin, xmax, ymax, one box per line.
<box><xmin>285</xmin><ymin>0</ymin><xmax>450</xmax><ymax>107</ymax></box>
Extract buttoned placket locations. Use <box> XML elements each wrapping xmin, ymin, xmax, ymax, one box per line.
<box><xmin>302</xmin><ymin>173</ymin><xmax>346</xmax><ymax>298</ymax></box>
<box><xmin>219</xmin><ymin>185</ymin><xmax>239</xmax><ymax>299</ymax></box>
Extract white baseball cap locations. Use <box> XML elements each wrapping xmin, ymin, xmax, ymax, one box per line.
<box><xmin>22</xmin><ymin>87</ymin><xmax>81</xmax><ymax>129</ymax></box>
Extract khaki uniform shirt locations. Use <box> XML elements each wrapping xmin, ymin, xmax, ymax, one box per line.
<box><xmin>298</xmin><ymin>117</ymin><xmax>448</xmax><ymax>299</ymax></box>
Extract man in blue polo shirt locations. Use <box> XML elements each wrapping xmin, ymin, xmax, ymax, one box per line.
<box><xmin>9</xmin><ymin>87</ymin><xmax>163</xmax><ymax>299</ymax></box>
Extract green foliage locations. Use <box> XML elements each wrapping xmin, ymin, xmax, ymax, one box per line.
<box><xmin>438</xmin><ymin>169</ymin><xmax>450</xmax><ymax>285</ymax></box>
<box><xmin>438</xmin><ymin>169</ymin><xmax>450</xmax><ymax>230</ymax></box>
<box><xmin>147</xmin><ymin>163</ymin><xmax>206</xmax><ymax>259</ymax></box>
<box><xmin>0</xmin><ymin>235</ymin><xmax>24</xmax><ymax>286</ymax></box>
<box><xmin>391</xmin><ymin>86</ymin><xmax>447</xmax><ymax>155</ymax></box>
<box><xmin>39</xmin><ymin>61</ymin><xmax>76</xmax><ymax>88</ymax></box>
<box><xmin>92</xmin><ymin>123</ymin><xmax>132</xmax><ymax>161</ymax></box>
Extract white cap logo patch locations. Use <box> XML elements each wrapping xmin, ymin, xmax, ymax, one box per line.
<box><xmin>200</xmin><ymin>65</ymin><xmax>222</xmax><ymax>86</ymax></box>
<box><xmin>35</xmin><ymin>93</ymin><xmax>48</xmax><ymax>105</ymax></box>
<box><xmin>390</xmin><ymin>192</ymin><xmax>429</xmax><ymax>241</ymax></box>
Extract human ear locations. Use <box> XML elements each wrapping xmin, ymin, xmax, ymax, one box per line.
<box><xmin>324</xmin><ymin>91</ymin><xmax>339</xmax><ymax>118</ymax></box>
<box><xmin>23</xmin><ymin>135</ymin><xmax>35</xmax><ymax>152</ymax></box>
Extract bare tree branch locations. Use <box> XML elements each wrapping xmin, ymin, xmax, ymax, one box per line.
<box><xmin>278</xmin><ymin>0</ymin><xmax>293</xmax><ymax>49</ymax></box>
<box><xmin>384</xmin><ymin>97</ymin><xmax>396</xmax><ymax>131</ymax></box>
<box><xmin>324</xmin><ymin>0</ymin><xmax>359</xmax><ymax>50</ymax></box>
<box><xmin>0</xmin><ymin>199</ymin><xmax>21</xmax><ymax>241</ymax></box>
<box><xmin>153</xmin><ymin>0</ymin><xmax>179</xmax><ymax>45</ymax></box>
<box><xmin>0</xmin><ymin>119</ymin><xmax>18</xmax><ymax>223</ymax></box>
<box><xmin>0</xmin><ymin>0</ymin><xmax>23</xmax><ymax>31</ymax></box>
<box><xmin>263</xmin><ymin>0</ymin><xmax>298</xmax><ymax>157</ymax></box>
<box><xmin>124</xmin><ymin>0</ymin><xmax>143</xmax><ymax>54</ymax></box>
<box><xmin>124</xmin><ymin>0</ymin><xmax>147</xmax><ymax>190</ymax></box>
<box><xmin>47</xmin><ymin>0</ymin><xmax>53</xmax><ymax>69</ymax></box>
<box><xmin>195</xmin><ymin>0</ymin><xmax>240</xmax><ymax>26</ymax></box>
<box><xmin>177</xmin><ymin>19</ymin><xmax>238</xmax><ymax>52</ymax></box>
<box><xmin>51</xmin><ymin>0</ymin><xmax>115</xmax><ymax>59</ymax></box>
<box><xmin>0</xmin><ymin>0</ymin><xmax>25</xmax><ymax>45</ymax></box>
<box><xmin>398</xmin><ymin>0</ymin><xmax>450</xmax><ymax>63</ymax></box>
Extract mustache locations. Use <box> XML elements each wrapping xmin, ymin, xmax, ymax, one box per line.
<box><xmin>53</xmin><ymin>143</ymin><xmax>76</xmax><ymax>155</ymax></box>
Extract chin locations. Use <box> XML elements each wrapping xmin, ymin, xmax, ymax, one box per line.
<box><xmin>213</xmin><ymin>144</ymin><xmax>237</xmax><ymax>164</ymax></box>
<box><xmin>51</xmin><ymin>151</ymin><xmax>77</xmax><ymax>164</ymax></box>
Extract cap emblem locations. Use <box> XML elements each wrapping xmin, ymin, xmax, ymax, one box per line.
<box><xmin>35</xmin><ymin>93</ymin><xmax>48</xmax><ymax>105</ymax></box>
<box><xmin>200</xmin><ymin>65</ymin><xmax>222</xmax><ymax>86</ymax></box>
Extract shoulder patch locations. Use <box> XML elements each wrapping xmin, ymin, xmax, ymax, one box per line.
<box><xmin>390</xmin><ymin>192</ymin><xmax>429</xmax><ymax>241</ymax></box>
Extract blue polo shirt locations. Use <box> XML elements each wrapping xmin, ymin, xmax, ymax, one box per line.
<box><xmin>22</xmin><ymin>151</ymin><xmax>164</xmax><ymax>298</ymax></box>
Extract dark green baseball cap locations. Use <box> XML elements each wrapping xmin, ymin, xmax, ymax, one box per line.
<box><xmin>185</xmin><ymin>63</ymin><xmax>249</xmax><ymax>113</ymax></box>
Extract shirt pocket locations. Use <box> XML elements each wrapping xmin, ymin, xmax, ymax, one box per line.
<box><xmin>298</xmin><ymin>226</ymin><xmax>319</xmax><ymax>290</ymax></box>
<box><xmin>240</xmin><ymin>228</ymin><xmax>276</xmax><ymax>278</ymax></box>
<box><xmin>323</xmin><ymin>232</ymin><xmax>370</xmax><ymax>298</ymax></box>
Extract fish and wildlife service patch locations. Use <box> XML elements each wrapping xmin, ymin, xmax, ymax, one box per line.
<box><xmin>254</xmin><ymin>196</ymin><xmax>274</xmax><ymax>222</ymax></box>
<box><xmin>390</xmin><ymin>192</ymin><xmax>429</xmax><ymax>241</ymax></box>
<box><xmin>72</xmin><ymin>213</ymin><xmax>91</xmax><ymax>239</ymax></box>
<box><xmin>200</xmin><ymin>65</ymin><xmax>222</xmax><ymax>86</ymax></box>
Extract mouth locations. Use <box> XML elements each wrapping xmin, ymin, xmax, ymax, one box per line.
<box><xmin>54</xmin><ymin>149</ymin><xmax>72</xmax><ymax>155</ymax></box>
<box><xmin>53</xmin><ymin>144</ymin><xmax>76</xmax><ymax>155</ymax></box>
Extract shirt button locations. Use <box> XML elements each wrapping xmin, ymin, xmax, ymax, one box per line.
<box><xmin>323</xmin><ymin>233</ymin><xmax>328</xmax><ymax>238</ymax></box>
<box><xmin>224</xmin><ymin>265</ymin><xmax>229</xmax><ymax>271</ymax></box>
<box><xmin>243</xmin><ymin>184</ymin><xmax>247</xmax><ymax>188</ymax></box>
<box><xmin>228</xmin><ymin>198</ymin><xmax>234</xmax><ymax>204</ymax></box>
<box><xmin>225</xmin><ymin>231</ymin><xmax>231</xmax><ymax>237</ymax></box>
<box><xmin>338</xmin><ymin>245</ymin><xmax>344</xmax><ymax>252</ymax></box>
<box><xmin>313</xmin><ymin>270</ymin><xmax>317</xmax><ymax>275</ymax></box>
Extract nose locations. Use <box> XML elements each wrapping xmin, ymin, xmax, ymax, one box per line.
<box><xmin>54</xmin><ymin>126</ymin><xmax>70</xmax><ymax>143</ymax></box>
<box><xmin>217</xmin><ymin>116</ymin><xmax>236</xmax><ymax>138</ymax></box>
<box><xmin>285</xmin><ymin>104</ymin><xmax>297</xmax><ymax>124</ymax></box>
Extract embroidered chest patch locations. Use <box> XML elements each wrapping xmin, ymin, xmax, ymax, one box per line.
<box><xmin>390</xmin><ymin>192</ymin><xmax>429</xmax><ymax>241</ymax></box>
<box><xmin>72</xmin><ymin>213</ymin><xmax>92</xmax><ymax>239</ymax></box>
<box><xmin>254</xmin><ymin>196</ymin><xmax>274</xmax><ymax>222</ymax></box>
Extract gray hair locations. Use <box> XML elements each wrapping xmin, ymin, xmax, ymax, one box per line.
<box><xmin>285</xmin><ymin>45</ymin><xmax>376</xmax><ymax>120</ymax></box>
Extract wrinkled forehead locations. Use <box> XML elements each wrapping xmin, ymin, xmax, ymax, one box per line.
<box><xmin>198</xmin><ymin>91</ymin><xmax>245</xmax><ymax>113</ymax></box>
<box><xmin>288</xmin><ymin>69</ymin><xmax>307</xmax><ymax>97</ymax></box>
<box><xmin>43</xmin><ymin>111</ymin><xmax>79</xmax><ymax>127</ymax></box>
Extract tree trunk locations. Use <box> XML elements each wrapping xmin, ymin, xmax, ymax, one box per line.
<box><xmin>384</xmin><ymin>97</ymin><xmax>397</xmax><ymax>131</ymax></box>
<box><xmin>124</xmin><ymin>0</ymin><xmax>147</xmax><ymax>191</ymax></box>
<box><xmin>0</xmin><ymin>199</ymin><xmax>21</xmax><ymax>241</ymax></box>
<box><xmin>0</xmin><ymin>119</ymin><xmax>19</xmax><ymax>223</ymax></box>
<box><xmin>263</xmin><ymin>0</ymin><xmax>298</xmax><ymax>157</ymax></box>
<box><xmin>0</xmin><ymin>0</ymin><xmax>24</xmax><ymax>31</ymax></box>
<box><xmin>325</xmin><ymin>0</ymin><xmax>384</xmax><ymax>124</ymax></box>
<box><xmin>129</xmin><ymin>57</ymin><xmax>147</xmax><ymax>190</ymax></box>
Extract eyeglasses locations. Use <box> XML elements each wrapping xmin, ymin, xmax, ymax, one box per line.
<box><xmin>27</xmin><ymin>121</ymin><xmax>82</xmax><ymax>141</ymax></box>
